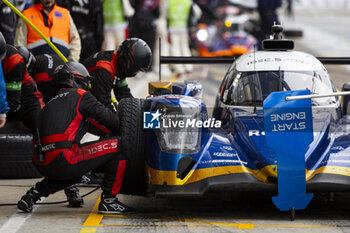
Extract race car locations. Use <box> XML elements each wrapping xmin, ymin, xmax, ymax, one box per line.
<box><xmin>194</xmin><ymin>3</ymin><xmax>257</xmax><ymax>57</ymax></box>
<box><xmin>118</xmin><ymin>25</ymin><xmax>350</xmax><ymax>219</ymax></box>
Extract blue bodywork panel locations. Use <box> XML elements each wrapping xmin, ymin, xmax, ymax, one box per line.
<box><xmin>264</xmin><ymin>90</ymin><xmax>314</xmax><ymax>211</ymax></box>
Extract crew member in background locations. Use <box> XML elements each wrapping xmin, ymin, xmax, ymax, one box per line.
<box><xmin>103</xmin><ymin>0</ymin><xmax>134</xmax><ymax>50</ymax></box>
<box><xmin>84</xmin><ymin>37</ymin><xmax>152</xmax><ymax>112</ymax></box>
<box><xmin>2</xmin><ymin>44</ymin><xmax>44</xmax><ymax>133</ymax></box>
<box><xmin>128</xmin><ymin>0</ymin><xmax>159</xmax><ymax>74</ymax></box>
<box><xmin>0</xmin><ymin>32</ymin><xmax>9</xmax><ymax>128</ymax></box>
<box><xmin>167</xmin><ymin>0</ymin><xmax>201</xmax><ymax>78</ymax></box>
<box><xmin>14</xmin><ymin>0</ymin><xmax>81</xmax><ymax>62</ymax></box>
<box><xmin>152</xmin><ymin>0</ymin><xmax>171</xmax><ymax>77</ymax></box>
<box><xmin>257</xmin><ymin>0</ymin><xmax>282</xmax><ymax>50</ymax></box>
<box><xmin>57</xmin><ymin>0</ymin><xmax>104</xmax><ymax>63</ymax></box>
<box><xmin>17</xmin><ymin>61</ymin><xmax>133</xmax><ymax>214</ymax></box>
<box><xmin>0</xmin><ymin>0</ymin><xmax>17</xmax><ymax>45</ymax></box>
<box><xmin>17</xmin><ymin>47</ymin><xmax>64</xmax><ymax>103</ymax></box>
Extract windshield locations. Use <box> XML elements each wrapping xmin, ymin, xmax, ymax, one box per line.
<box><xmin>222</xmin><ymin>70</ymin><xmax>336</xmax><ymax>106</ymax></box>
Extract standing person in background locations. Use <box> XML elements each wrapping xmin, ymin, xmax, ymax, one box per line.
<box><xmin>128</xmin><ymin>0</ymin><xmax>159</xmax><ymax>76</ymax></box>
<box><xmin>167</xmin><ymin>0</ymin><xmax>201</xmax><ymax>78</ymax></box>
<box><xmin>257</xmin><ymin>0</ymin><xmax>282</xmax><ymax>50</ymax></box>
<box><xmin>286</xmin><ymin>0</ymin><xmax>294</xmax><ymax>18</ymax></box>
<box><xmin>0</xmin><ymin>32</ymin><xmax>9</xmax><ymax>128</ymax></box>
<box><xmin>103</xmin><ymin>0</ymin><xmax>134</xmax><ymax>50</ymax></box>
<box><xmin>0</xmin><ymin>0</ymin><xmax>18</xmax><ymax>45</ymax></box>
<box><xmin>57</xmin><ymin>0</ymin><xmax>104</xmax><ymax>63</ymax></box>
<box><xmin>152</xmin><ymin>0</ymin><xmax>171</xmax><ymax>78</ymax></box>
<box><xmin>14</xmin><ymin>0</ymin><xmax>81</xmax><ymax>61</ymax></box>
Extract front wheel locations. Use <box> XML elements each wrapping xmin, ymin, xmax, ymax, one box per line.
<box><xmin>117</xmin><ymin>98</ymin><xmax>146</xmax><ymax>195</ymax></box>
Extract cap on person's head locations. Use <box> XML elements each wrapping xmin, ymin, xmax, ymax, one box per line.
<box><xmin>53</xmin><ymin>61</ymin><xmax>91</xmax><ymax>90</ymax></box>
<box><xmin>115</xmin><ymin>38</ymin><xmax>152</xmax><ymax>78</ymax></box>
<box><xmin>0</xmin><ymin>32</ymin><xmax>6</xmax><ymax>61</ymax></box>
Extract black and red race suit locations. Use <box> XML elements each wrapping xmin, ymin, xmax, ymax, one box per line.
<box><xmin>2</xmin><ymin>45</ymin><xmax>44</xmax><ymax>132</ymax></box>
<box><xmin>31</xmin><ymin>54</ymin><xmax>65</xmax><ymax>103</ymax></box>
<box><xmin>83</xmin><ymin>51</ymin><xmax>133</xmax><ymax>112</ymax></box>
<box><xmin>33</xmin><ymin>87</ymin><xmax>125</xmax><ymax>197</ymax></box>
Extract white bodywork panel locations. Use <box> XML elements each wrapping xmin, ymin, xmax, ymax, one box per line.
<box><xmin>236</xmin><ymin>51</ymin><xmax>325</xmax><ymax>72</ymax></box>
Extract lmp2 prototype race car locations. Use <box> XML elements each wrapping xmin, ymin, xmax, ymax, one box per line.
<box><xmin>194</xmin><ymin>1</ymin><xmax>257</xmax><ymax>57</ymax></box>
<box><xmin>118</xmin><ymin>24</ymin><xmax>350</xmax><ymax>219</ymax></box>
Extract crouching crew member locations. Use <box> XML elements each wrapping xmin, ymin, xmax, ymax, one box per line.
<box><xmin>17</xmin><ymin>62</ymin><xmax>132</xmax><ymax>214</ymax></box>
<box><xmin>17</xmin><ymin>46</ymin><xmax>84</xmax><ymax>207</ymax></box>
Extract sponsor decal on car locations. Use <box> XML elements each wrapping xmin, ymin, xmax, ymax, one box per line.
<box><xmin>143</xmin><ymin>110</ymin><xmax>221</xmax><ymax>129</ymax></box>
<box><xmin>143</xmin><ymin>110</ymin><xmax>161</xmax><ymax>129</ymax></box>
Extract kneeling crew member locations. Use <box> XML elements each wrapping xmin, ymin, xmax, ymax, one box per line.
<box><xmin>17</xmin><ymin>61</ymin><xmax>132</xmax><ymax>214</ymax></box>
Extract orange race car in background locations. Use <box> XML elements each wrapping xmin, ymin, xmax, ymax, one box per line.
<box><xmin>194</xmin><ymin>3</ymin><xmax>257</xmax><ymax>57</ymax></box>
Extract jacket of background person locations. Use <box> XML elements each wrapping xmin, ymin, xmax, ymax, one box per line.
<box><xmin>14</xmin><ymin>3</ymin><xmax>81</xmax><ymax>62</ymax></box>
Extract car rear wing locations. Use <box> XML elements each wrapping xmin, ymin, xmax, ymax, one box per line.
<box><xmin>159</xmin><ymin>56</ymin><xmax>350</xmax><ymax>65</ymax></box>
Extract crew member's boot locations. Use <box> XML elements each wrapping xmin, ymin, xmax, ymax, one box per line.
<box><xmin>98</xmin><ymin>193</ymin><xmax>133</xmax><ymax>214</ymax></box>
<box><xmin>17</xmin><ymin>187</ymin><xmax>42</xmax><ymax>213</ymax></box>
<box><xmin>64</xmin><ymin>185</ymin><xmax>84</xmax><ymax>207</ymax></box>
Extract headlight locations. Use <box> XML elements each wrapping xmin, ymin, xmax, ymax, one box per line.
<box><xmin>196</xmin><ymin>29</ymin><xmax>208</xmax><ymax>42</ymax></box>
<box><xmin>156</xmin><ymin>105</ymin><xmax>202</xmax><ymax>154</ymax></box>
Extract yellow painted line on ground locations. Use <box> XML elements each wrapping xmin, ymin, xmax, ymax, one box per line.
<box><xmin>80</xmin><ymin>195</ymin><xmax>345</xmax><ymax>230</ymax></box>
<box><xmin>81</xmin><ymin>212</ymin><xmax>346</xmax><ymax>229</ymax></box>
<box><xmin>182</xmin><ymin>219</ymin><xmax>254</xmax><ymax>229</ymax></box>
<box><xmin>89</xmin><ymin>223</ymin><xmax>344</xmax><ymax>228</ymax></box>
<box><xmin>80</xmin><ymin>228</ymin><xmax>96</xmax><ymax>233</ymax></box>
<box><xmin>255</xmin><ymin>225</ymin><xmax>336</xmax><ymax>228</ymax></box>
<box><xmin>194</xmin><ymin>219</ymin><xmax>339</xmax><ymax>228</ymax></box>
<box><xmin>82</xmin><ymin>195</ymin><xmax>103</xmax><ymax>227</ymax></box>
<box><xmin>183</xmin><ymin>220</ymin><xmax>336</xmax><ymax>229</ymax></box>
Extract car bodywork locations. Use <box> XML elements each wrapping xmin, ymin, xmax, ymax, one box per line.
<box><xmin>140</xmin><ymin>34</ymin><xmax>350</xmax><ymax>213</ymax></box>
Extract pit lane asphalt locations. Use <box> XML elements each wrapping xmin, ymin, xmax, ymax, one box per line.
<box><xmin>2</xmin><ymin>8</ymin><xmax>350</xmax><ymax>233</ymax></box>
<box><xmin>3</xmin><ymin>178</ymin><xmax>350</xmax><ymax>233</ymax></box>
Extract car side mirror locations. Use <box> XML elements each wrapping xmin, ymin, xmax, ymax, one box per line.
<box><xmin>341</xmin><ymin>82</ymin><xmax>350</xmax><ymax>115</ymax></box>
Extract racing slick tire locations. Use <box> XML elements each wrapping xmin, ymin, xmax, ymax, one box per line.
<box><xmin>117</xmin><ymin>98</ymin><xmax>147</xmax><ymax>195</ymax></box>
<box><xmin>0</xmin><ymin>121</ymin><xmax>42</xmax><ymax>178</ymax></box>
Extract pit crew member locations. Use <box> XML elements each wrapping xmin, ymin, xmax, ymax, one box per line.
<box><xmin>83</xmin><ymin>37</ymin><xmax>152</xmax><ymax>111</ymax></box>
<box><xmin>17</xmin><ymin>61</ymin><xmax>133</xmax><ymax>214</ymax></box>
<box><xmin>16</xmin><ymin>46</ymin><xmax>84</xmax><ymax>207</ymax></box>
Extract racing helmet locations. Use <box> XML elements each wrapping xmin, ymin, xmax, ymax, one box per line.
<box><xmin>53</xmin><ymin>61</ymin><xmax>91</xmax><ymax>90</ymax></box>
<box><xmin>0</xmin><ymin>32</ymin><xmax>6</xmax><ymax>61</ymax></box>
<box><xmin>116</xmin><ymin>38</ymin><xmax>152</xmax><ymax>78</ymax></box>
<box><xmin>16</xmin><ymin>46</ymin><xmax>36</xmax><ymax>73</ymax></box>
